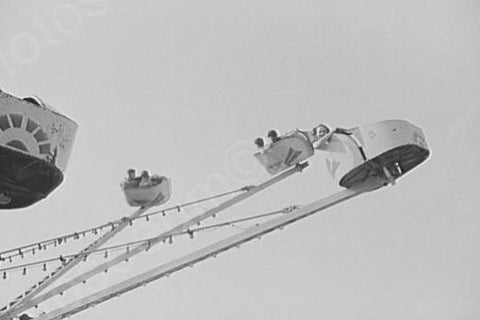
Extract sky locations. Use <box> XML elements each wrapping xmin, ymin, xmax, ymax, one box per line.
<box><xmin>0</xmin><ymin>0</ymin><xmax>479</xmax><ymax>319</ymax></box>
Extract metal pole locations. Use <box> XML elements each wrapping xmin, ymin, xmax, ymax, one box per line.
<box><xmin>5</xmin><ymin>163</ymin><xmax>308</xmax><ymax>319</ymax></box>
<box><xmin>36</xmin><ymin>186</ymin><xmax>368</xmax><ymax>320</ymax></box>
<box><xmin>0</xmin><ymin>204</ymin><xmax>151</xmax><ymax>320</ymax></box>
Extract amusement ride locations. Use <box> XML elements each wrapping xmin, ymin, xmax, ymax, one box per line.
<box><xmin>0</xmin><ymin>89</ymin><xmax>430</xmax><ymax>320</ymax></box>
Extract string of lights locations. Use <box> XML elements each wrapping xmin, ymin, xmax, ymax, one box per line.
<box><xmin>0</xmin><ymin>206</ymin><xmax>297</xmax><ymax>278</ymax></box>
<box><xmin>0</xmin><ymin>187</ymin><xmax>251</xmax><ymax>264</ymax></box>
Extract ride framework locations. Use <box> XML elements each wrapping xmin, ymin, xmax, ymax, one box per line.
<box><xmin>0</xmin><ymin>116</ymin><xmax>430</xmax><ymax>320</ymax></box>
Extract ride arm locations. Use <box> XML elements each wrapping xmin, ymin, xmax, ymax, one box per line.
<box><xmin>35</xmin><ymin>186</ymin><xmax>369</xmax><ymax>320</ymax></box>
<box><xmin>0</xmin><ymin>205</ymin><xmax>152</xmax><ymax>320</ymax></box>
<box><xmin>4</xmin><ymin>163</ymin><xmax>309</xmax><ymax>319</ymax></box>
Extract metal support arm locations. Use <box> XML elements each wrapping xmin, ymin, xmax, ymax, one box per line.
<box><xmin>4</xmin><ymin>163</ymin><xmax>308</xmax><ymax>319</ymax></box>
<box><xmin>36</xmin><ymin>186</ymin><xmax>368</xmax><ymax>320</ymax></box>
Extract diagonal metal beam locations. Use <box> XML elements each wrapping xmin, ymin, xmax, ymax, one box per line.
<box><xmin>0</xmin><ymin>203</ymin><xmax>152</xmax><ymax>320</ymax></box>
<box><xmin>35</xmin><ymin>185</ymin><xmax>372</xmax><ymax>320</ymax></box>
<box><xmin>4</xmin><ymin>162</ymin><xmax>308</xmax><ymax>319</ymax></box>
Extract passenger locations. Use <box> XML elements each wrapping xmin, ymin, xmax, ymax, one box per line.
<box><xmin>254</xmin><ymin>137</ymin><xmax>265</xmax><ymax>149</ymax></box>
<box><xmin>267</xmin><ymin>129</ymin><xmax>281</xmax><ymax>143</ymax></box>
<box><xmin>124</xmin><ymin>169</ymin><xmax>139</xmax><ymax>187</ymax></box>
<box><xmin>314</xmin><ymin>124</ymin><xmax>331</xmax><ymax>138</ymax></box>
<box><xmin>139</xmin><ymin>170</ymin><xmax>150</xmax><ymax>187</ymax></box>
<box><xmin>127</xmin><ymin>169</ymin><xmax>136</xmax><ymax>180</ymax></box>
<box><xmin>310</xmin><ymin>124</ymin><xmax>333</xmax><ymax>149</ymax></box>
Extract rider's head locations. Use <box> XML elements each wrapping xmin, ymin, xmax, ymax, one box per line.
<box><xmin>254</xmin><ymin>137</ymin><xmax>265</xmax><ymax>148</ymax></box>
<box><xmin>267</xmin><ymin>130</ymin><xmax>279</xmax><ymax>139</ymax></box>
<box><xmin>315</xmin><ymin>125</ymin><xmax>330</xmax><ymax>137</ymax></box>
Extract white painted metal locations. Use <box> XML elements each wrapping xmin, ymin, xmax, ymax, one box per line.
<box><xmin>350</xmin><ymin>119</ymin><xmax>428</xmax><ymax>159</ymax></box>
<box><xmin>324</xmin><ymin>133</ymin><xmax>365</xmax><ymax>183</ymax></box>
<box><xmin>323</xmin><ymin>119</ymin><xmax>429</xmax><ymax>188</ymax></box>
<box><xmin>122</xmin><ymin>177</ymin><xmax>172</xmax><ymax>207</ymax></box>
<box><xmin>0</xmin><ymin>119</ymin><xmax>430</xmax><ymax>319</ymax></box>
<box><xmin>35</xmin><ymin>184</ymin><xmax>377</xmax><ymax>320</ymax></box>
<box><xmin>255</xmin><ymin>131</ymin><xmax>314</xmax><ymax>175</ymax></box>
<box><xmin>4</xmin><ymin>163</ymin><xmax>308</xmax><ymax>319</ymax></box>
<box><xmin>0</xmin><ymin>91</ymin><xmax>78</xmax><ymax>171</ymax></box>
<box><xmin>0</xmin><ymin>204</ymin><xmax>152</xmax><ymax>320</ymax></box>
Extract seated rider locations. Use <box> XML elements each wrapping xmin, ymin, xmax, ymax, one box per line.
<box><xmin>139</xmin><ymin>170</ymin><xmax>150</xmax><ymax>187</ymax></box>
<box><xmin>314</xmin><ymin>124</ymin><xmax>331</xmax><ymax>138</ymax></box>
<box><xmin>267</xmin><ymin>129</ymin><xmax>281</xmax><ymax>144</ymax></box>
<box><xmin>312</xmin><ymin>124</ymin><xmax>353</xmax><ymax>150</ymax></box>
<box><xmin>124</xmin><ymin>169</ymin><xmax>140</xmax><ymax>187</ymax></box>
<box><xmin>254</xmin><ymin>137</ymin><xmax>266</xmax><ymax>149</ymax></box>
<box><xmin>304</xmin><ymin>124</ymin><xmax>332</xmax><ymax>149</ymax></box>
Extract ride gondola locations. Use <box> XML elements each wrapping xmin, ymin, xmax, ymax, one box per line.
<box><xmin>254</xmin><ymin>130</ymin><xmax>315</xmax><ymax>175</ymax></box>
<box><xmin>0</xmin><ymin>90</ymin><xmax>78</xmax><ymax>209</ymax></box>
<box><xmin>322</xmin><ymin>119</ymin><xmax>430</xmax><ymax>190</ymax></box>
<box><xmin>120</xmin><ymin>170</ymin><xmax>171</xmax><ymax>207</ymax></box>
<box><xmin>254</xmin><ymin>120</ymin><xmax>430</xmax><ymax>190</ymax></box>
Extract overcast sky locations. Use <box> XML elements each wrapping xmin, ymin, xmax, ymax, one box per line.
<box><xmin>1</xmin><ymin>1</ymin><xmax>479</xmax><ymax>319</ymax></box>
